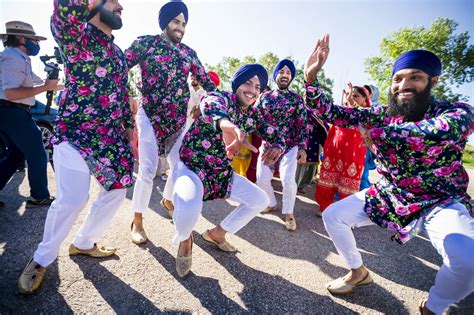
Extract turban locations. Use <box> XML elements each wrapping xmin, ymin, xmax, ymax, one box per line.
<box><xmin>392</xmin><ymin>50</ymin><xmax>442</xmax><ymax>77</ymax></box>
<box><xmin>231</xmin><ymin>64</ymin><xmax>268</xmax><ymax>93</ymax></box>
<box><xmin>208</xmin><ymin>71</ymin><xmax>220</xmax><ymax>87</ymax></box>
<box><xmin>158</xmin><ymin>1</ymin><xmax>188</xmax><ymax>31</ymax></box>
<box><xmin>273</xmin><ymin>59</ymin><xmax>296</xmax><ymax>81</ymax></box>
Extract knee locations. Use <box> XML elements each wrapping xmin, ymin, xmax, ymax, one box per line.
<box><xmin>322</xmin><ymin>203</ymin><xmax>339</xmax><ymax>226</ymax></box>
<box><xmin>443</xmin><ymin>234</ymin><xmax>474</xmax><ymax>274</ymax></box>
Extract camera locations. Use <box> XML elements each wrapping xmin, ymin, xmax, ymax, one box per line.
<box><xmin>40</xmin><ymin>47</ymin><xmax>64</xmax><ymax>80</ymax></box>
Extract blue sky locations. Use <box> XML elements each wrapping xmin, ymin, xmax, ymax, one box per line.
<box><xmin>1</xmin><ymin>0</ymin><xmax>473</xmax><ymax>141</ymax></box>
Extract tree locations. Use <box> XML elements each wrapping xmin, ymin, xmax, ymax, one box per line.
<box><xmin>207</xmin><ymin>53</ymin><xmax>334</xmax><ymax>101</ymax></box>
<box><xmin>365</xmin><ymin>18</ymin><xmax>474</xmax><ymax>104</ymax></box>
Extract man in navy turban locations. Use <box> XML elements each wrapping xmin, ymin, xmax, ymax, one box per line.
<box><xmin>256</xmin><ymin>59</ymin><xmax>308</xmax><ymax>232</ymax></box>
<box><xmin>305</xmin><ymin>35</ymin><xmax>473</xmax><ymax>315</ymax></box>
<box><xmin>124</xmin><ymin>0</ymin><xmax>216</xmax><ymax>245</ymax></box>
<box><xmin>170</xmin><ymin>64</ymin><xmax>284</xmax><ymax>277</ymax></box>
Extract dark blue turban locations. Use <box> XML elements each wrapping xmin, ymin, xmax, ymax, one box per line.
<box><xmin>231</xmin><ymin>64</ymin><xmax>268</xmax><ymax>93</ymax></box>
<box><xmin>273</xmin><ymin>59</ymin><xmax>296</xmax><ymax>81</ymax></box>
<box><xmin>158</xmin><ymin>1</ymin><xmax>188</xmax><ymax>31</ymax></box>
<box><xmin>392</xmin><ymin>50</ymin><xmax>442</xmax><ymax>77</ymax></box>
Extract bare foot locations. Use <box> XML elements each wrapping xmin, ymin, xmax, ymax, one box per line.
<box><xmin>132</xmin><ymin>213</ymin><xmax>144</xmax><ymax>232</ymax></box>
<box><xmin>178</xmin><ymin>236</ymin><xmax>193</xmax><ymax>257</ymax></box>
<box><xmin>342</xmin><ymin>266</ymin><xmax>369</xmax><ymax>285</ymax></box>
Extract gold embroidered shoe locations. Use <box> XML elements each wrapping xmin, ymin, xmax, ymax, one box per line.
<box><xmin>18</xmin><ymin>258</ymin><xmax>46</xmax><ymax>295</ymax></box>
<box><xmin>130</xmin><ymin>222</ymin><xmax>148</xmax><ymax>245</ymax></box>
<box><xmin>68</xmin><ymin>243</ymin><xmax>117</xmax><ymax>258</ymax></box>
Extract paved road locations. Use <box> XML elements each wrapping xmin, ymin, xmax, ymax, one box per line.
<box><xmin>0</xmin><ymin>166</ymin><xmax>473</xmax><ymax>314</ymax></box>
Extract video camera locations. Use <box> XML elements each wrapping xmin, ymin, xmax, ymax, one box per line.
<box><xmin>39</xmin><ymin>47</ymin><xmax>64</xmax><ymax>115</ymax></box>
<box><xmin>40</xmin><ymin>47</ymin><xmax>64</xmax><ymax>80</ymax></box>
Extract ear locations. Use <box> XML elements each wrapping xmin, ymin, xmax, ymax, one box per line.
<box><xmin>430</xmin><ymin>76</ymin><xmax>439</xmax><ymax>87</ymax></box>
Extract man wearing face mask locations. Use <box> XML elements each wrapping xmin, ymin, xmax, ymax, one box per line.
<box><xmin>18</xmin><ymin>0</ymin><xmax>134</xmax><ymax>295</ymax></box>
<box><xmin>0</xmin><ymin>21</ymin><xmax>59</xmax><ymax>208</ymax></box>
<box><xmin>125</xmin><ymin>0</ymin><xmax>216</xmax><ymax>245</ymax></box>
<box><xmin>256</xmin><ymin>59</ymin><xmax>308</xmax><ymax>231</ymax></box>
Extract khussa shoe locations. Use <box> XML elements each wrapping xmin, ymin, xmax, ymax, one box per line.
<box><xmin>160</xmin><ymin>198</ymin><xmax>174</xmax><ymax>219</ymax></box>
<box><xmin>176</xmin><ymin>235</ymin><xmax>193</xmax><ymax>278</ymax></box>
<box><xmin>26</xmin><ymin>196</ymin><xmax>55</xmax><ymax>208</ymax></box>
<box><xmin>201</xmin><ymin>230</ymin><xmax>237</xmax><ymax>253</ymax></box>
<box><xmin>260</xmin><ymin>205</ymin><xmax>277</xmax><ymax>214</ymax></box>
<box><xmin>68</xmin><ymin>243</ymin><xmax>117</xmax><ymax>258</ymax></box>
<box><xmin>18</xmin><ymin>258</ymin><xmax>46</xmax><ymax>295</ymax></box>
<box><xmin>326</xmin><ymin>271</ymin><xmax>373</xmax><ymax>295</ymax></box>
<box><xmin>130</xmin><ymin>222</ymin><xmax>148</xmax><ymax>245</ymax></box>
<box><xmin>285</xmin><ymin>217</ymin><xmax>297</xmax><ymax>231</ymax></box>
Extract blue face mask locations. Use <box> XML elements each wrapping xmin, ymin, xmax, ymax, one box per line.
<box><xmin>24</xmin><ymin>39</ymin><xmax>40</xmax><ymax>56</ymax></box>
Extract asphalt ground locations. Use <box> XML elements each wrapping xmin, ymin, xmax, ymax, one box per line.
<box><xmin>0</xmin><ymin>166</ymin><xmax>473</xmax><ymax>314</ymax></box>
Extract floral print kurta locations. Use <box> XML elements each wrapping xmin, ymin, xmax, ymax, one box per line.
<box><xmin>124</xmin><ymin>35</ymin><xmax>215</xmax><ymax>155</ymax></box>
<box><xmin>180</xmin><ymin>91</ymin><xmax>285</xmax><ymax>201</ymax></box>
<box><xmin>51</xmin><ymin>0</ymin><xmax>134</xmax><ymax>190</ymax></box>
<box><xmin>306</xmin><ymin>81</ymin><xmax>473</xmax><ymax>243</ymax></box>
<box><xmin>258</xmin><ymin>89</ymin><xmax>308</xmax><ymax>154</ymax></box>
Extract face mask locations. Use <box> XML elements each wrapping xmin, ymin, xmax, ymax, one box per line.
<box><xmin>99</xmin><ymin>8</ymin><xmax>123</xmax><ymax>30</ymax></box>
<box><xmin>24</xmin><ymin>39</ymin><xmax>40</xmax><ymax>56</ymax></box>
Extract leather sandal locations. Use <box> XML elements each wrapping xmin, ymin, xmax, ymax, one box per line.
<box><xmin>130</xmin><ymin>221</ymin><xmax>148</xmax><ymax>245</ymax></box>
<box><xmin>202</xmin><ymin>230</ymin><xmax>237</xmax><ymax>253</ymax></box>
<box><xmin>326</xmin><ymin>271</ymin><xmax>373</xmax><ymax>295</ymax></box>
<box><xmin>418</xmin><ymin>298</ymin><xmax>434</xmax><ymax>315</ymax></box>
<box><xmin>285</xmin><ymin>217</ymin><xmax>297</xmax><ymax>231</ymax></box>
<box><xmin>160</xmin><ymin>198</ymin><xmax>174</xmax><ymax>219</ymax></box>
<box><xmin>68</xmin><ymin>243</ymin><xmax>117</xmax><ymax>258</ymax></box>
<box><xmin>18</xmin><ymin>258</ymin><xmax>46</xmax><ymax>295</ymax></box>
<box><xmin>176</xmin><ymin>235</ymin><xmax>193</xmax><ymax>278</ymax></box>
<box><xmin>261</xmin><ymin>205</ymin><xmax>277</xmax><ymax>214</ymax></box>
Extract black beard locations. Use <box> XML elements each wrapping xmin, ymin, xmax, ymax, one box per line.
<box><xmin>276</xmin><ymin>80</ymin><xmax>290</xmax><ymax>90</ymax></box>
<box><xmin>99</xmin><ymin>9</ymin><xmax>122</xmax><ymax>30</ymax></box>
<box><xmin>165</xmin><ymin>26</ymin><xmax>183</xmax><ymax>44</ymax></box>
<box><xmin>386</xmin><ymin>83</ymin><xmax>432</xmax><ymax>122</ymax></box>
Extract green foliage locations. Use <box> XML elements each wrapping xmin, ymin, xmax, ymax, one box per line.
<box><xmin>365</xmin><ymin>18</ymin><xmax>474</xmax><ymax>104</ymax></box>
<box><xmin>207</xmin><ymin>53</ymin><xmax>334</xmax><ymax>101</ymax></box>
<box><xmin>128</xmin><ymin>65</ymin><xmax>142</xmax><ymax>98</ymax></box>
<box><xmin>463</xmin><ymin>144</ymin><xmax>474</xmax><ymax>166</ymax></box>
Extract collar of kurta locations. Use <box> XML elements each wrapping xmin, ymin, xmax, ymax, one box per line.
<box><xmin>88</xmin><ymin>23</ymin><xmax>115</xmax><ymax>44</ymax></box>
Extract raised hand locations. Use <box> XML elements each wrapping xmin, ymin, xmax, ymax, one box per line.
<box><xmin>304</xmin><ymin>33</ymin><xmax>330</xmax><ymax>83</ymax></box>
<box><xmin>220</xmin><ymin>119</ymin><xmax>257</xmax><ymax>159</ymax></box>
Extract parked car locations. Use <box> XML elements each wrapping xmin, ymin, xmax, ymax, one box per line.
<box><xmin>31</xmin><ymin>100</ymin><xmax>57</xmax><ymax>164</ymax></box>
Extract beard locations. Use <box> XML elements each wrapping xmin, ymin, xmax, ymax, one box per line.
<box><xmin>276</xmin><ymin>81</ymin><xmax>289</xmax><ymax>90</ymax></box>
<box><xmin>165</xmin><ymin>26</ymin><xmax>183</xmax><ymax>44</ymax></box>
<box><xmin>386</xmin><ymin>82</ymin><xmax>433</xmax><ymax>122</ymax></box>
<box><xmin>99</xmin><ymin>8</ymin><xmax>123</xmax><ymax>30</ymax></box>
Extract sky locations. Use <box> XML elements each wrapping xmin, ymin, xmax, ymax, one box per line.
<box><xmin>1</xmin><ymin>0</ymin><xmax>473</xmax><ymax>139</ymax></box>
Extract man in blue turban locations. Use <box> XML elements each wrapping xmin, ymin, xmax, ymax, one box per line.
<box><xmin>256</xmin><ymin>59</ymin><xmax>308</xmax><ymax>232</ymax></box>
<box><xmin>305</xmin><ymin>35</ymin><xmax>473</xmax><ymax>315</ymax></box>
<box><xmin>171</xmin><ymin>64</ymin><xmax>283</xmax><ymax>277</ymax></box>
<box><xmin>124</xmin><ymin>0</ymin><xmax>216</xmax><ymax>245</ymax></box>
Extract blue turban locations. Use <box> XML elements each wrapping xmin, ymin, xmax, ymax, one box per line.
<box><xmin>392</xmin><ymin>50</ymin><xmax>442</xmax><ymax>77</ymax></box>
<box><xmin>158</xmin><ymin>1</ymin><xmax>188</xmax><ymax>31</ymax></box>
<box><xmin>273</xmin><ymin>59</ymin><xmax>296</xmax><ymax>81</ymax></box>
<box><xmin>231</xmin><ymin>64</ymin><xmax>268</xmax><ymax>93</ymax></box>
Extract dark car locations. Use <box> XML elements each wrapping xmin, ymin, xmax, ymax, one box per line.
<box><xmin>31</xmin><ymin>100</ymin><xmax>57</xmax><ymax>163</ymax></box>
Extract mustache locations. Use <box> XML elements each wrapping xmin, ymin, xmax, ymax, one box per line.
<box><xmin>394</xmin><ymin>88</ymin><xmax>417</xmax><ymax>96</ymax></box>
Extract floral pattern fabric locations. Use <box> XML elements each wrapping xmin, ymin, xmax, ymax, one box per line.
<box><xmin>257</xmin><ymin>89</ymin><xmax>308</xmax><ymax>154</ymax></box>
<box><xmin>124</xmin><ymin>35</ymin><xmax>215</xmax><ymax>155</ymax></box>
<box><xmin>180</xmin><ymin>91</ymin><xmax>285</xmax><ymax>201</ymax></box>
<box><xmin>51</xmin><ymin>0</ymin><xmax>134</xmax><ymax>191</ymax></box>
<box><xmin>306</xmin><ymin>81</ymin><xmax>473</xmax><ymax>243</ymax></box>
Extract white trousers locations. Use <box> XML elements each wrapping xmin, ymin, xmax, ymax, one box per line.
<box><xmin>256</xmin><ymin>146</ymin><xmax>298</xmax><ymax>214</ymax></box>
<box><xmin>34</xmin><ymin>142</ymin><xmax>126</xmax><ymax>267</ymax></box>
<box><xmin>171</xmin><ymin>162</ymin><xmax>270</xmax><ymax>245</ymax></box>
<box><xmin>322</xmin><ymin>190</ymin><xmax>474</xmax><ymax>314</ymax></box>
<box><xmin>131</xmin><ymin>108</ymin><xmax>184</xmax><ymax>213</ymax></box>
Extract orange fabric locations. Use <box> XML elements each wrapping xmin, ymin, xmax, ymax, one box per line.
<box><xmin>316</xmin><ymin>125</ymin><xmax>366</xmax><ymax>211</ymax></box>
